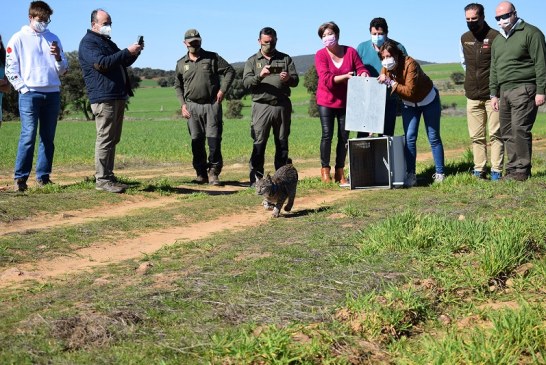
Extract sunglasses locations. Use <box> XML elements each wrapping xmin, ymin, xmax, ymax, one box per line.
<box><xmin>495</xmin><ymin>12</ymin><xmax>513</xmax><ymax>21</ymax></box>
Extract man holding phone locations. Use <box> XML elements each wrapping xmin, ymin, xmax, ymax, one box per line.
<box><xmin>79</xmin><ymin>8</ymin><xmax>143</xmax><ymax>193</ymax></box>
<box><xmin>5</xmin><ymin>1</ymin><xmax>68</xmax><ymax>191</ymax></box>
<box><xmin>243</xmin><ymin>27</ymin><xmax>299</xmax><ymax>185</ymax></box>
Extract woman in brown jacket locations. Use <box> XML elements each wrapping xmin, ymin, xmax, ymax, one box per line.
<box><xmin>378</xmin><ymin>40</ymin><xmax>445</xmax><ymax>187</ymax></box>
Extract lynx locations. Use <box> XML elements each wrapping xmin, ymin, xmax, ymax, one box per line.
<box><xmin>255</xmin><ymin>163</ymin><xmax>298</xmax><ymax>218</ymax></box>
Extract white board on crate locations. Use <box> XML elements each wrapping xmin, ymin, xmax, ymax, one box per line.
<box><xmin>345</xmin><ymin>77</ymin><xmax>387</xmax><ymax>134</ymax></box>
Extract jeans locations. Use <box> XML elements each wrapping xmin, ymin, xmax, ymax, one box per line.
<box><xmin>402</xmin><ymin>90</ymin><xmax>444</xmax><ymax>174</ymax></box>
<box><xmin>14</xmin><ymin>91</ymin><xmax>61</xmax><ymax>181</ymax></box>
<box><xmin>318</xmin><ymin>105</ymin><xmax>349</xmax><ymax>168</ymax></box>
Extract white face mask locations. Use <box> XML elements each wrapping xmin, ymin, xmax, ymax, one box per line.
<box><xmin>497</xmin><ymin>18</ymin><xmax>512</xmax><ymax>30</ymax></box>
<box><xmin>382</xmin><ymin>57</ymin><xmax>396</xmax><ymax>71</ymax></box>
<box><xmin>33</xmin><ymin>20</ymin><xmax>48</xmax><ymax>33</ymax></box>
<box><xmin>99</xmin><ymin>25</ymin><xmax>112</xmax><ymax>37</ymax></box>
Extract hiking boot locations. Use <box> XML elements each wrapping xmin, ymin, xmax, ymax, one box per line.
<box><xmin>15</xmin><ymin>178</ymin><xmax>28</xmax><ymax>192</ymax></box>
<box><xmin>96</xmin><ymin>180</ymin><xmax>125</xmax><ymax>193</ymax></box>
<box><xmin>208</xmin><ymin>170</ymin><xmax>221</xmax><ymax>186</ymax></box>
<box><xmin>192</xmin><ymin>174</ymin><xmax>209</xmax><ymax>184</ymax></box>
<box><xmin>404</xmin><ymin>173</ymin><xmax>417</xmax><ymax>187</ymax></box>
<box><xmin>36</xmin><ymin>177</ymin><xmax>54</xmax><ymax>187</ymax></box>
<box><xmin>502</xmin><ymin>172</ymin><xmax>529</xmax><ymax>182</ymax></box>
<box><xmin>472</xmin><ymin>170</ymin><xmax>487</xmax><ymax>179</ymax></box>
<box><xmin>112</xmin><ymin>176</ymin><xmax>130</xmax><ymax>189</ymax></box>
<box><xmin>490</xmin><ymin>171</ymin><xmax>502</xmax><ymax>181</ymax></box>
<box><xmin>433</xmin><ymin>173</ymin><xmax>445</xmax><ymax>183</ymax></box>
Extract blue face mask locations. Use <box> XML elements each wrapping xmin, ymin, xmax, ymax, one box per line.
<box><xmin>371</xmin><ymin>34</ymin><xmax>385</xmax><ymax>47</ymax></box>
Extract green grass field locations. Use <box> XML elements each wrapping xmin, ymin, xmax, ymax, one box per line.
<box><xmin>0</xmin><ymin>65</ymin><xmax>545</xmax><ymax>364</ymax></box>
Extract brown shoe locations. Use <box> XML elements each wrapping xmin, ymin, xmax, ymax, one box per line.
<box><xmin>321</xmin><ymin>167</ymin><xmax>331</xmax><ymax>183</ymax></box>
<box><xmin>192</xmin><ymin>174</ymin><xmax>209</xmax><ymax>184</ymax></box>
<box><xmin>334</xmin><ymin>167</ymin><xmax>348</xmax><ymax>184</ymax></box>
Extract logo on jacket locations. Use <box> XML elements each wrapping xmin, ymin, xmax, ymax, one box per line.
<box><xmin>6</xmin><ymin>47</ymin><xmax>12</xmax><ymax>54</ymax></box>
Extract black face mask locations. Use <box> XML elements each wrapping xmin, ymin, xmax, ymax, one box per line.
<box><xmin>467</xmin><ymin>20</ymin><xmax>481</xmax><ymax>33</ymax></box>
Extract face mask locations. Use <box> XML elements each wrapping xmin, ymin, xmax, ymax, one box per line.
<box><xmin>188</xmin><ymin>46</ymin><xmax>201</xmax><ymax>53</ymax></box>
<box><xmin>261</xmin><ymin>42</ymin><xmax>276</xmax><ymax>55</ymax></box>
<box><xmin>371</xmin><ymin>34</ymin><xmax>385</xmax><ymax>47</ymax></box>
<box><xmin>322</xmin><ymin>34</ymin><xmax>337</xmax><ymax>47</ymax></box>
<box><xmin>99</xmin><ymin>25</ymin><xmax>112</xmax><ymax>37</ymax></box>
<box><xmin>382</xmin><ymin>57</ymin><xmax>396</xmax><ymax>71</ymax></box>
<box><xmin>467</xmin><ymin>20</ymin><xmax>481</xmax><ymax>32</ymax></box>
<box><xmin>33</xmin><ymin>20</ymin><xmax>48</xmax><ymax>33</ymax></box>
<box><xmin>498</xmin><ymin>18</ymin><xmax>512</xmax><ymax>30</ymax></box>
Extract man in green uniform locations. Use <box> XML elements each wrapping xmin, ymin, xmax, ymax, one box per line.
<box><xmin>490</xmin><ymin>2</ymin><xmax>546</xmax><ymax>181</ymax></box>
<box><xmin>243</xmin><ymin>27</ymin><xmax>299</xmax><ymax>185</ymax></box>
<box><xmin>174</xmin><ymin>29</ymin><xmax>235</xmax><ymax>185</ymax></box>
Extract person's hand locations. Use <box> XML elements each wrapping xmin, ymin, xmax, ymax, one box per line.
<box><xmin>50</xmin><ymin>41</ymin><xmax>61</xmax><ymax>61</ymax></box>
<box><xmin>279</xmin><ymin>71</ymin><xmax>290</xmax><ymax>83</ymax></box>
<box><xmin>260</xmin><ymin>66</ymin><xmax>271</xmax><ymax>78</ymax></box>
<box><xmin>181</xmin><ymin>104</ymin><xmax>191</xmax><ymax>119</ymax></box>
<box><xmin>377</xmin><ymin>74</ymin><xmax>389</xmax><ymax>84</ymax></box>
<box><xmin>491</xmin><ymin>96</ymin><xmax>499</xmax><ymax>112</ymax></box>
<box><xmin>127</xmin><ymin>44</ymin><xmax>142</xmax><ymax>56</ymax></box>
<box><xmin>216</xmin><ymin>90</ymin><xmax>225</xmax><ymax>103</ymax></box>
<box><xmin>535</xmin><ymin>94</ymin><xmax>545</xmax><ymax>107</ymax></box>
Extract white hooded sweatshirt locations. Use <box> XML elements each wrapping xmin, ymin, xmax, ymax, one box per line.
<box><xmin>5</xmin><ymin>25</ymin><xmax>68</xmax><ymax>93</ymax></box>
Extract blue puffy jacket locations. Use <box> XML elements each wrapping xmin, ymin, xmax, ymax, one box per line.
<box><xmin>78</xmin><ymin>30</ymin><xmax>138</xmax><ymax>104</ymax></box>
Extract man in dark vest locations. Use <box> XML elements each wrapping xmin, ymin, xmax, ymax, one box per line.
<box><xmin>460</xmin><ymin>3</ymin><xmax>503</xmax><ymax>180</ymax></box>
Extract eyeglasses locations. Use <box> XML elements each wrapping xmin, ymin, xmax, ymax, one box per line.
<box><xmin>495</xmin><ymin>12</ymin><xmax>513</xmax><ymax>21</ymax></box>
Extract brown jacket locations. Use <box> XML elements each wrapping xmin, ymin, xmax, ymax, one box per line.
<box><xmin>383</xmin><ymin>56</ymin><xmax>433</xmax><ymax>103</ymax></box>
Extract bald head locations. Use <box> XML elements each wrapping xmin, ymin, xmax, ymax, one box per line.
<box><xmin>496</xmin><ymin>1</ymin><xmax>515</xmax><ymax>16</ymax></box>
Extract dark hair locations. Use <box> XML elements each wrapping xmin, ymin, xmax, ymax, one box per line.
<box><xmin>464</xmin><ymin>3</ymin><xmax>484</xmax><ymax>17</ymax></box>
<box><xmin>379</xmin><ymin>40</ymin><xmax>404</xmax><ymax>63</ymax></box>
<box><xmin>259</xmin><ymin>27</ymin><xmax>277</xmax><ymax>39</ymax></box>
<box><xmin>317</xmin><ymin>21</ymin><xmax>340</xmax><ymax>38</ymax></box>
<box><xmin>369</xmin><ymin>17</ymin><xmax>388</xmax><ymax>33</ymax></box>
<box><xmin>91</xmin><ymin>8</ymin><xmax>107</xmax><ymax>24</ymax></box>
<box><xmin>29</xmin><ymin>1</ymin><xmax>53</xmax><ymax>19</ymax></box>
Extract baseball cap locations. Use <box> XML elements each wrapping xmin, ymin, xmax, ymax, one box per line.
<box><xmin>184</xmin><ymin>29</ymin><xmax>201</xmax><ymax>42</ymax></box>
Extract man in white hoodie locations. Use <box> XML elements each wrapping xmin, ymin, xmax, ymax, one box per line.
<box><xmin>5</xmin><ymin>1</ymin><xmax>68</xmax><ymax>192</ymax></box>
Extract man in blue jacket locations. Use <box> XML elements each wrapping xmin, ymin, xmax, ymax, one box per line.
<box><xmin>79</xmin><ymin>8</ymin><xmax>143</xmax><ymax>193</ymax></box>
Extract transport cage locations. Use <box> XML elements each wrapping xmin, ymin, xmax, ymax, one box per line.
<box><xmin>348</xmin><ymin>136</ymin><xmax>406</xmax><ymax>189</ymax></box>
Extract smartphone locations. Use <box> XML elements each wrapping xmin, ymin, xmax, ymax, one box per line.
<box><xmin>269</xmin><ymin>66</ymin><xmax>283</xmax><ymax>74</ymax></box>
<box><xmin>51</xmin><ymin>40</ymin><xmax>58</xmax><ymax>47</ymax></box>
<box><xmin>137</xmin><ymin>35</ymin><xmax>144</xmax><ymax>46</ymax></box>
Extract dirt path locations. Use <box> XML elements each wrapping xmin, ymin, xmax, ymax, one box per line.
<box><xmin>0</xmin><ymin>189</ymin><xmax>355</xmax><ymax>287</ymax></box>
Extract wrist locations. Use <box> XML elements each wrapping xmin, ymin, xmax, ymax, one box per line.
<box><xmin>490</xmin><ymin>95</ymin><xmax>497</xmax><ymax>99</ymax></box>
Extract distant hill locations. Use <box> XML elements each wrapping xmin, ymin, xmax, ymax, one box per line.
<box><xmin>231</xmin><ymin>54</ymin><xmax>433</xmax><ymax>75</ymax></box>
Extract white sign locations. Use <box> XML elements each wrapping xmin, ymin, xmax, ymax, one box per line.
<box><xmin>345</xmin><ymin>77</ymin><xmax>387</xmax><ymax>133</ymax></box>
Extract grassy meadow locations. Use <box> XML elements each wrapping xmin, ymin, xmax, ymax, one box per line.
<box><xmin>0</xmin><ymin>63</ymin><xmax>545</xmax><ymax>364</ymax></box>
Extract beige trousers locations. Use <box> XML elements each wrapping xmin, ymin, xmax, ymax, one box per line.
<box><xmin>466</xmin><ymin>98</ymin><xmax>504</xmax><ymax>172</ymax></box>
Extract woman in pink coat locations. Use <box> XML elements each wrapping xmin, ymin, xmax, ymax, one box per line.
<box><xmin>315</xmin><ymin>21</ymin><xmax>370</xmax><ymax>184</ymax></box>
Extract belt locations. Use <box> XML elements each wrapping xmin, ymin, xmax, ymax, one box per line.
<box><xmin>256</xmin><ymin>99</ymin><xmax>284</xmax><ymax>106</ymax></box>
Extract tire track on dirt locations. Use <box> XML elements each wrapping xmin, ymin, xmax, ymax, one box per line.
<box><xmin>0</xmin><ymin>189</ymin><xmax>355</xmax><ymax>287</ymax></box>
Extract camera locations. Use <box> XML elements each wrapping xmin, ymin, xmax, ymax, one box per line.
<box><xmin>269</xmin><ymin>66</ymin><xmax>283</xmax><ymax>74</ymax></box>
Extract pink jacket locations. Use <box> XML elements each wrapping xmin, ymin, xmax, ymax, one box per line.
<box><xmin>315</xmin><ymin>46</ymin><xmax>369</xmax><ymax>108</ymax></box>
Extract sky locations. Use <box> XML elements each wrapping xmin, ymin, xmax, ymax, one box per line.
<box><xmin>2</xmin><ymin>0</ymin><xmax>546</xmax><ymax>71</ymax></box>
